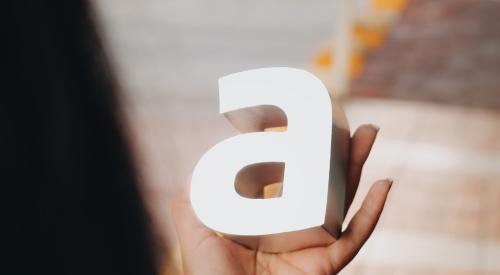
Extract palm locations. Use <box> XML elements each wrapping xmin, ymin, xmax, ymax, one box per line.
<box><xmin>173</xmin><ymin>125</ymin><xmax>392</xmax><ymax>275</ymax></box>
<box><xmin>190</xmin><ymin>228</ymin><xmax>332</xmax><ymax>274</ymax></box>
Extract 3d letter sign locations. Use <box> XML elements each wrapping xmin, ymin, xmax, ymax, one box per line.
<box><xmin>190</xmin><ymin>67</ymin><xmax>350</xmax><ymax>252</ymax></box>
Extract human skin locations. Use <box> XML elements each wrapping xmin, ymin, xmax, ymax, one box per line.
<box><xmin>172</xmin><ymin>124</ymin><xmax>392</xmax><ymax>275</ymax></box>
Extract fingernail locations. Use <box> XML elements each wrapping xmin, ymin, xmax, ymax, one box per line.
<box><xmin>386</xmin><ymin>178</ymin><xmax>394</xmax><ymax>188</ymax></box>
<box><xmin>370</xmin><ymin>124</ymin><xmax>381</xmax><ymax>131</ymax></box>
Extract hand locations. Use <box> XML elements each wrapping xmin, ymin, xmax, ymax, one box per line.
<box><xmin>171</xmin><ymin>124</ymin><xmax>392</xmax><ymax>275</ymax></box>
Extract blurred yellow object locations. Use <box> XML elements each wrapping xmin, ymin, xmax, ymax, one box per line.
<box><xmin>311</xmin><ymin>49</ymin><xmax>333</xmax><ymax>71</ymax></box>
<box><xmin>354</xmin><ymin>24</ymin><xmax>385</xmax><ymax>49</ymax></box>
<box><xmin>313</xmin><ymin>48</ymin><xmax>364</xmax><ymax>78</ymax></box>
<box><xmin>373</xmin><ymin>0</ymin><xmax>408</xmax><ymax>11</ymax></box>
<box><xmin>349</xmin><ymin>50</ymin><xmax>364</xmax><ymax>78</ymax></box>
<box><xmin>314</xmin><ymin>48</ymin><xmax>333</xmax><ymax>69</ymax></box>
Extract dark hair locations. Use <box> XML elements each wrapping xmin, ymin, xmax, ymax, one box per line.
<box><xmin>2</xmin><ymin>1</ymin><xmax>158</xmax><ymax>274</ymax></box>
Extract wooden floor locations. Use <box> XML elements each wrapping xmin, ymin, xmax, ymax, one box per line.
<box><xmin>341</xmin><ymin>99</ymin><xmax>500</xmax><ymax>274</ymax></box>
<box><xmin>343</xmin><ymin>2</ymin><xmax>500</xmax><ymax>272</ymax></box>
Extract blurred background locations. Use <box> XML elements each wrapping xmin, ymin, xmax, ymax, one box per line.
<box><xmin>94</xmin><ymin>0</ymin><xmax>500</xmax><ymax>274</ymax></box>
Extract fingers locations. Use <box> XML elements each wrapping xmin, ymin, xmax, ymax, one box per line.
<box><xmin>345</xmin><ymin>124</ymin><xmax>379</xmax><ymax>215</ymax></box>
<box><xmin>329</xmin><ymin>179</ymin><xmax>392</xmax><ymax>271</ymax></box>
